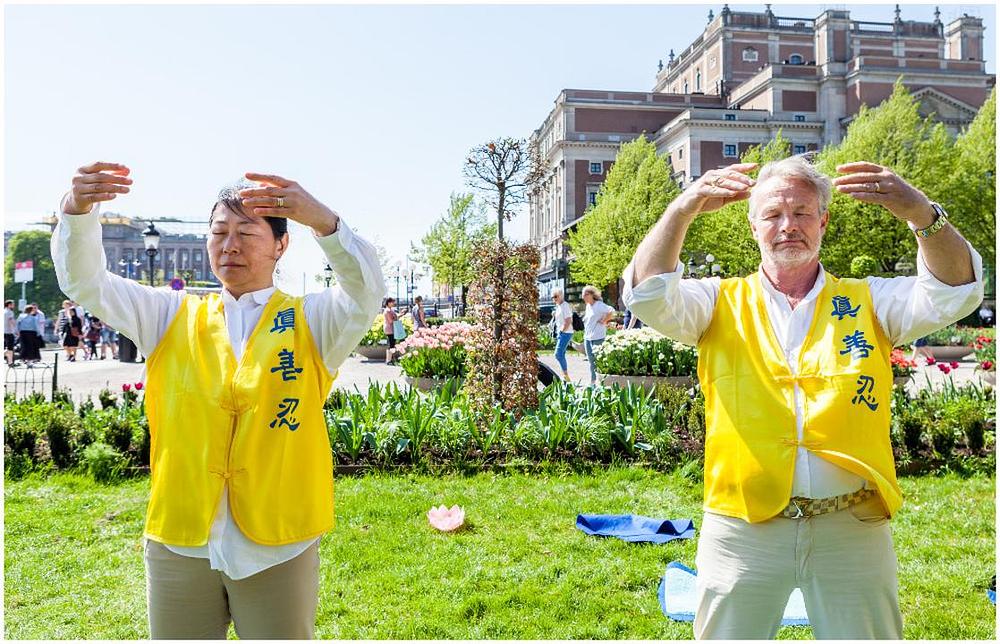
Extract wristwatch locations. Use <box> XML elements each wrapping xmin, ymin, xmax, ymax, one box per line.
<box><xmin>911</xmin><ymin>202</ymin><xmax>949</xmax><ymax>238</ymax></box>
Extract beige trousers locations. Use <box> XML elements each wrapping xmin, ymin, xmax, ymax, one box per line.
<box><xmin>144</xmin><ymin>539</ymin><xmax>320</xmax><ymax>639</ymax></box>
<box><xmin>693</xmin><ymin>495</ymin><xmax>903</xmax><ymax>640</ymax></box>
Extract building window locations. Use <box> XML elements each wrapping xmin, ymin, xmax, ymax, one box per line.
<box><xmin>683</xmin><ymin>81</ymin><xmax>689</xmax><ymax>94</ymax></box>
<box><xmin>587</xmin><ymin>187</ymin><xmax>599</xmax><ymax>207</ymax></box>
<box><xmin>724</xmin><ymin>113</ymin><xmax>736</xmax><ymax>121</ymax></box>
<box><xmin>709</xmin><ymin>56</ymin><xmax>717</xmax><ymax>69</ymax></box>
<box><xmin>742</xmin><ymin>47</ymin><xmax>758</xmax><ymax>62</ymax></box>
<box><xmin>789</xmin><ymin>53</ymin><xmax>804</xmax><ymax>65</ymax></box>
<box><xmin>794</xmin><ymin>145</ymin><xmax>807</xmax><ymax>154</ymax></box>
<box><xmin>678</xmin><ymin>147</ymin><xmax>684</xmax><ymax>159</ymax></box>
<box><xmin>724</xmin><ymin>144</ymin><xmax>738</xmax><ymax>158</ymax></box>
<box><xmin>193</xmin><ymin>249</ymin><xmax>203</xmax><ymax>264</ymax></box>
<box><xmin>589</xmin><ymin>162</ymin><xmax>603</xmax><ymax>175</ymax></box>
<box><xmin>794</xmin><ymin>114</ymin><xmax>806</xmax><ymax>122</ymax></box>
<box><xmin>696</xmin><ymin>70</ymin><xmax>702</xmax><ymax>92</ymax></box>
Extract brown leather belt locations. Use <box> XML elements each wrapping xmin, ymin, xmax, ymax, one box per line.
<box><xmin>780</xmin><ymin>488</ymin><xmax>876</xmax><ymax>520</ymax></box>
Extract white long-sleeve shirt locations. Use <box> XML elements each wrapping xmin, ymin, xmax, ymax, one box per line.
<box><xmin>52</xmin><ymin>203</ymin><xmax>386</xmax><ymax>579</ymax></box>
<box><xmin>623</xmin><ymin>244</ymin><xmax>984</xmax><ymax>501</ymax></box>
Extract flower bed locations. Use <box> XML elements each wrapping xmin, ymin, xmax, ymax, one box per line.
<box><xmin>359</xmin><ymin>314</ymin><xmax>414</xmax><ymax>347</ymax></box>
<box><xmin>891</xmin><ymin>348</ymin><xmax>917</xmax><ymax>385</ymax></box>
<box><xmin>923</xmin><ymin>325</ymin><xmax>990</xmax><ymax>361</ymax></box>
<box><xmin>396</xmin><ymin>322</ymin><xmax>474</xmax><ymax>381</ymax></box>
<box><xmin>4</xmin><ymin>377</ymin><xmax>994</xmax><ymax>479</ymax></box>
<box><xmin>592</xmin><ymin>328</ymin><xmax>698</xmax><ymax>381</ymax></box>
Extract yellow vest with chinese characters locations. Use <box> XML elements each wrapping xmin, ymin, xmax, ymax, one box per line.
<box><xmin>697</xmin><ymin>272</ymin><xmax>902</xmax><ymax>523</ymax></box>
<box><xmin>143</xmin><ymin>290</ymin><xmax>335</xmax><ymax>546</ymax></box>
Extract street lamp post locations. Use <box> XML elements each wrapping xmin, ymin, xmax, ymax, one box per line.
<box><xmin>324</xmin><ymin>264</ymin><xmax>333</xmax><ymax>289</ymax></box>
<box><xmin>143</xmin><ymin>222</ymin><xmax>161</xmax><ymax>287</ymax></box>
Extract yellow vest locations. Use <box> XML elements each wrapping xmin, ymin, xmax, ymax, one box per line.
<box><xmin>697</xmin><ymin>272</ymin><xmax>902</xmax><ymax>523</ymax></box>
<box><xmin>143</xmin><ymin>291</ymin><xmax>335</xmax><ymax>546</ymax></box>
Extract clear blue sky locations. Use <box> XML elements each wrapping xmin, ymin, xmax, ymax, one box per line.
<box><xmin>5</xmin><ymin>2</ymin><xmax>995</xmax><ymax>295</ymax></box>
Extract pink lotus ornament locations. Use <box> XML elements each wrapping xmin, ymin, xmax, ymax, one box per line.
<box><xmin>427</xmin><ymin>504</ymin><xmax>465</xmax><ymax>532</ymax></box>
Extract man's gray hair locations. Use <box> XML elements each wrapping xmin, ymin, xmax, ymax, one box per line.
<box><xmin>551</xmin><ymin>288</ymin><xmax>564</xmax><ymax>298</ymax></box>
<box><xmin>748</xmin><ymin>155</ymin><xmax>832</xmax><ymax>219</ymax></box>
<box><xmin>582</xmin><ymin>285</ymin><xmax>603</xmax><ymax>301</ymax></box>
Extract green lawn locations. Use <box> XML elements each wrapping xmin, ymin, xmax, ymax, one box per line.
<box><xmin>4</xmin><ymin>468</ymin><xmax>995</xmax><ymax>639</ymax></box>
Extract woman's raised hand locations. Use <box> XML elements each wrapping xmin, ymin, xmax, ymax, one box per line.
<box><xmin>62</xmin><ymin>162</ymin><xmax>132</xmax><ymax>215</ymax></box>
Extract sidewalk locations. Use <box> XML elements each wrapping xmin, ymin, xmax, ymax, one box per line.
<box><xmin>3</xmin><ymin>346</ymin><xmax>990</xmax><ymax>403</ymax></box>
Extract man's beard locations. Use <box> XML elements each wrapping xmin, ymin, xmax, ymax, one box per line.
<box><xmin>762</xmin><ymin>234</ymin><xmax>819</xmax><ymax>268</ymax></box>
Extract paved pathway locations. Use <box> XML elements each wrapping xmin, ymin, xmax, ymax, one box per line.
<box><xmin>3</xmin><ymin>345</ymin><xmax>990</xmax><ymax>404</ymax></box>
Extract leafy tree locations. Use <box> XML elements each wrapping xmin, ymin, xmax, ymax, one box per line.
<box><xmin>4</xmin><ymin>230</ymin><xmax>64</xmax><ymax>317</ymax></box>
<box><xmin>683</xmin><ymin>133</ymin><xmax>792</xmax><ymax>277</ymax></box>
<box><xmin>567</xmin><ymin>136</ymin><xmax>681</xmax><ymax>287</ymax></box>
<box><xmin>943</xmin><ymin>86</ymin><xmax>995</xmax><ymax>268</ymax></box>
<box><xmin>410</xmin><ymin>193</ymin><xmax>496</xmax><ymax>313</ymax></box>
<box><xmin>815</xmin><ymin>79</ymin><xmax>956</xmax><ymax>276</ymax></box>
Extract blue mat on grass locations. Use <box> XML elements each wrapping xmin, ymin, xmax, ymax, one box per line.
<box><xmin>575</xmin><ymin>514</ymin><xmax>696</xmax><ymax>543</ymax></box>
<box><xmin>658</xmin><ymin>561</ymin><xmax>810</xmax><ymax>626</ymax></box>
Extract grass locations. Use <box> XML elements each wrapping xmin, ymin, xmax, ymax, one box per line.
<box><xmin>4</xmin><ymin>468</ymin><xmax>995</xmax><ymax>639</ymax></box>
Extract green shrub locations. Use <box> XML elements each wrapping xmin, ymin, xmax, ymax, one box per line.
<box><xmin>850</xmin><ymin>255</ymin><xmax>880</xmax><ymax>277</ymax></box>
<box><xmin>97</xmin><ymin>388</ymin><xmax>118</xmax><ymax>410</ymax></box>
<box><xmin>82</xmin><ymin>442</ymin><xmax>127</xmax><ymax>483</ymax></box>
<box><xmin>4</xmin><ymin>447</ymin><xmax>33</xmax><ymax>480</ymax></box>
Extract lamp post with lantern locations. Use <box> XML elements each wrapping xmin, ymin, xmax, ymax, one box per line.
<box><xmin>143</xmin><ymin>222</ymin><xmax>161</xmax><ymax>287</ymax></box>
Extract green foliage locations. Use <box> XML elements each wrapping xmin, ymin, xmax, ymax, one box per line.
<box><xmin>850</xmin><ymin>254</ymin><xmax>881</xmax><ymax>277</ymax></box>
<box><xmin>81</xmin><ymin>442</ymin><xmax>127</xmax><ymax>483</ymax></box>
<box><xmin>567</xmin><ymin>136</ymin><xmax>680</xmax><ymax>287</ymax></box>
<box><xmin>815</xmin><ymin>80</ymin><xmax>955</xmax><ymax>276</ymax></box>
<box><xmin>942</xmin><ymin>86</ymin><xmax>996</xmax><ymax>267</ymax></box>
<box><xmin>684</xmin><ymin>133</ymin><xmax>792</xmax><ymax>276</ymax></box>
<box><xmin>3</xmin><ymin>230</ymin><xmax>65</xmax><ymax>317</ymax></box>
<box><xmin>411</xmin><ymin>193</ymin><xmax>496</xmax><ymax>300</ymax></box>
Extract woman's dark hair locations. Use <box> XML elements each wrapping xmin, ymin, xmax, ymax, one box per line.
<box><xmin>210</xmin><ymin>180</ymin><xmax>288</xmax><ymax>240</ymax></box>
<box><xmin>384</xmin><ymin>297</ymin><xmax>396</xmax><ymax>307</ymax></box>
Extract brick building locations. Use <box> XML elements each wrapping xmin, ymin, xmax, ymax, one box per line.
<box><xmin>529</xmin><ymin>4</ymin><xmax>994</xmax><ymax>302</ymax></box>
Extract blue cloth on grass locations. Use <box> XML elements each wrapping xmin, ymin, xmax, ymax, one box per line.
<box><xmin>658</xmin><ymin>561</ymin><xmax>810</xmax><ymax>626</ymax></box>
<box><xmin>575</xmin><ymin>514</ymin><xmax>695</xmax><ymax>544</ymax></box>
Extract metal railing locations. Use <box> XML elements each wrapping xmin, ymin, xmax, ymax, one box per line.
<box><xmin>4</xmin><ymin>354</ymin><xmax>59</xmax><ymax>401</ymax></box>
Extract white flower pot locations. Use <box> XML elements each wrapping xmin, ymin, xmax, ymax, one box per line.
<box><xmin>354</xmin><ymin>344</ymin><xmax>387</xmax><ymax>361</ymax></box>
<box><xmin>928</xmin><ymin>345</ymin><xmax>973</xmax><ymax>361</ymax></box>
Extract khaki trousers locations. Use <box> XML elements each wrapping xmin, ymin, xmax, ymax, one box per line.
<box><xmin>144</xmin><ymin>539</ymin><xmax>320</xmax><ymax>639</ymax></box>
<box><xmin>693</xmin><ymin>495</ymin><xmax>903</xmax><ymax>640</ymax></box>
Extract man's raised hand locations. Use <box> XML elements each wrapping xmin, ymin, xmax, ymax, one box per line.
<box><xmin>669</xmin><ymin>162</ymin><xmax>757</xmax><ymax>220</ymax></box>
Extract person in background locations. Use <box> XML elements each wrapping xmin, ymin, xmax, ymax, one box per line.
<box><xmin>623</xmin><ymin>307</ymin><xmax>643</xmax><ymax>330</ymax></box>
<box><xmin>413</xmin><ymin>295</ymin><xmax>427</xmax><ymax>330</ymax></box>
<box><xmin>58</xmin><ymin>300</ymin><xmax>83</xmax><ymax>362</ymax></box>
<box><xmin>100</xmin><ymin>321</ymin><xmax>119</xmax><ymax>360</ymax></box>
<box><xmin>5</xmin><ymin>300</ymin><xmax>18</xmax><ymax>366</ymax></box>
<box><xmin>84</xmin><ymin>315</ymin><xmax>104</xmax><ymax>360</ymax></box>
<box><xmin>581</xmin><ymin>285</ymin><xmax>615</xmax><ymax>386</ymax></box>
<box><xmin>31</xmin><ymin>303</ymin><xmax>47</xmax><ymax>348</ymax></box>
<box><xmin>551</xmin><ymin>289</ymin><xmax>574</xmax><ymax>381</ymax></box>
<box><xmin>383</xmin><ymin>297</ymin><xmax>398</xmax><ymax>364</ymax></box>
<box><xmin>16</xmin><ymin>305</ymin><xmax>42</xmax><ymax>365</ymax></box>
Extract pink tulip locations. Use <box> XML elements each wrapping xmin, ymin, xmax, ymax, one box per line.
<box><xmin>427</xmin><ymin>505</ymin><xmax>465</xmax><ymax>532</ymax></box>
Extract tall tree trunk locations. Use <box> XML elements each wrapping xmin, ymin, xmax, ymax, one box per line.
<box><xmin>493</xmin><ymin>187</ymin><xmax>506</xmax><ymax>405</ymax></box>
